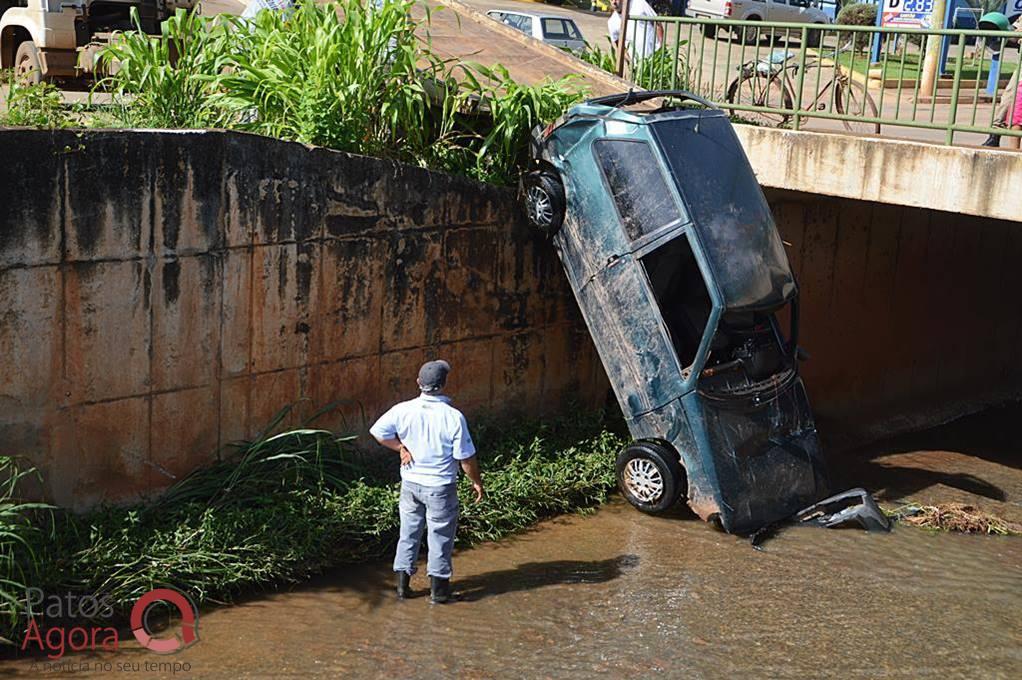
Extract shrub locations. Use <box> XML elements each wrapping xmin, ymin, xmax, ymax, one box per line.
<box><xmin>835</xmin><ymin>2</ymin><xmax>879</xmax><ymax>51</ymax></box>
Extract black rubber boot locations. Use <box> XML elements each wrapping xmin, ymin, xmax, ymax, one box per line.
<box><xmin>430</xmin><ymin>576</ymin><xmax>451</xmax><ymax>604</ymax></box>
<box><xmin>981</xmin><ymin>133</ymin><xmax>1001</xmax><ymax>147</ymax></box>
<box><xmin>396</xmin><ymin>571</ymin><xmax>412</xmax><ymax>599</ymax></box>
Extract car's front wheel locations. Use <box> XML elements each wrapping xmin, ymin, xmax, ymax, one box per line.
<box><xmin>522</xmin><ymin>169</ymin><xmax>565</xmax><ymax>237</ymax></box>
<box><xmin>616</xmin><ymin>440</ymin><xmax>685</xmax><ymax>514</ymax></box>
<box><xmin>15</xmin><ymin>41</ymin><xmax>43</xmax><ymax>85</ymax></box>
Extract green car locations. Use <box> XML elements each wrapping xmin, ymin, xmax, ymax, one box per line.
<box><xmin>522</xmin><ymin>90</ymin><xmax>829</xmax><ymax>534</ymax></box>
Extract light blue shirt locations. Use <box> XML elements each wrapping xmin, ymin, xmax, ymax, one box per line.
<box><xmin>369</xmin><ymin>394</ymin><xmax>476</xmax><ymax>486</ymax></box>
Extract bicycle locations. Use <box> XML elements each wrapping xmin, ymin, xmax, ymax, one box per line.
<box><xmin>724</xmin><ymin>49</ymin><xmax>881</xmax><ymax>135</ymax></box>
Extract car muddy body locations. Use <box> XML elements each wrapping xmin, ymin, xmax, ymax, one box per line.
<box><xmin>0</xmin><ymin>0</ymin><xmax>194</xmax><ymax>83</ymax></box>
<box><xmin>523</xmin><ymin>90</ymin><xmax>828</xmax><ymax>534</ymax></box>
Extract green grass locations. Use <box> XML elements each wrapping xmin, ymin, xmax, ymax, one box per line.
<box><xmin>0</xmin><ymin>407</ymin><xmax>624</xmax><ymax>645</ymax></box>
<box><xmin>833</xmin><ymin>50</ymin><xmax>1018</xmax><ymax>83</ymax></box>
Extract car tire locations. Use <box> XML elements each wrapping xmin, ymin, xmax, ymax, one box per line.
<box><xmin>15</xmin><ymin>41</ymin><xmax>43</xmax><ymax>85</ymax></box>
<box><xmin>522</xmin><ymin>169</ymin><xmax>565</xmax><ymax>237</ymax></box>
<box><xmin>806</xmin><ymin>25</ymin><xmax>823</xmax><ymax>48</ymax></box>
<box><xmin>737</xmin><ymin>17</ymin><xmax>761</xmax><ymax>45</ymax></box>
<box><xmin>616</xmin><ymin>440</ymin><xmax>685</xmax><ymax>515</ymax></box>
<box><xmin>701</xmin><ymin>23</ymin><xmax>717</xmax><ymax>39</ymax></box>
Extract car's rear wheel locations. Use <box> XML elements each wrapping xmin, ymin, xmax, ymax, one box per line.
<box><xmin>522</xmin><ymin>169</ymin><xmax>565</xmax><ymax>237</ymax></box>
<box><xmin>616</xmin><ymin>440</ymin><xmax>685</xmax><ymax>514</ymax></box>
<box><xmin>737</xmin><ymin>17</ymin><xmax>761</xmax><ymax>45</ymax></box>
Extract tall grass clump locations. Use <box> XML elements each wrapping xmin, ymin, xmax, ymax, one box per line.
<box><xmin>0</xmin><ymin>458</ymin><xmax>52</xmax><ymax>645</ymax></box>
<box><xmin>575</xmin><ymin>39</ymin><xmax>617</xmax><ymax>74</ymax></box>
<box><xmin>633</xmin><ymin>46</ymin><xmax>690</xmax><ymax>91</ymax></box>
<box><xmin>100</xmin><ymin>9</ymin><xmax>233</xmax><ymax>128</ymax></box>
<box><xmin>97</xmin><ymin>2</ymin><xmax>584</xmax><ymax>184</ymax></box>
<box><xmin>0</xmin><ymin>408</ymin><xmax>622</xmax><ymax>644</ymax></box>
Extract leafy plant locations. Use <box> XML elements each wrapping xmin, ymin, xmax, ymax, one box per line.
<box><xmin>0</xmin><ymin>458</ymin><xmax>52</xmax><ymax>645</ymax></box>
<box><xmin>460</xmin><ymin>63</ymin><xmax>582</xmax><ymax>184</ymax></box>
<box><xmin>575</xmin><ymin>38</ymin><xmax>617</xmax><ymax>74</ymax></box>
<box><xmin>100</xmin><ymin>8</ymin><xmax>232</xmax><ymax>128</ymax></box>
<box><xmin>93</xmin><ymin>2</ymin><xmax>583</xmax><ymax>184</ymax></box>
<box><xmin>633</xmin><ymin>45</ymin><xmax>690</xmax><ymax>91</ymax></box>
<box><xmin>0</xmin><ymin>73</ymin><xmax>69</xmax><ymax>128</ymax></box>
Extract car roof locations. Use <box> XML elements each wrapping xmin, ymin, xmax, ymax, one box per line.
<box><xmin>486</xmin><ymin>9</ymin><xmax>580</xmax><ymax>22</ymax></box>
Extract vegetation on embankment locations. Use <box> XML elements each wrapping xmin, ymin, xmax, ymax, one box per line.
<box><xmin>0</xmin><ymin>1</ymin><xmax>583</xmax><ymax>185</ymax></box>
<box><xmin>0</xmin><ymin>409</ymin><xmax>623</xmax><ymax>646</ymax></box>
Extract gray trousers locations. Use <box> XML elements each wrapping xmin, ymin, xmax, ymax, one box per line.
<box><xmin>393</xmin><ymin>481</ymin><xmax>459</xmax><ymax>579</ymax></box>
<box><xmin>994</xmin><ymin>68</ymin><xmax>1020</xmax><ymax>126</ymax></box>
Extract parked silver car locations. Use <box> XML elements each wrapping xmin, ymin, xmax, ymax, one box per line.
<box><xmin>486</xmin><ymin>9</ymin><xmax>586</xmax><ymax>53</ymax></box>
<box><xmin>687</xmin><ymin>0</ymin><xmax>832</xmax><ymax>45</ymax></box>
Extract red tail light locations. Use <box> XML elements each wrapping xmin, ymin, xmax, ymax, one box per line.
<box><xmin>724</xmin><ymin>1</ymin><xmax>733</xmax><ymax>16</ymax></box>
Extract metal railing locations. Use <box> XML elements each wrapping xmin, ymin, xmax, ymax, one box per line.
<box><xmin>614</xmin><ymin>17</ymin><xmax>1021</xmax><ymax>146</ymax></box>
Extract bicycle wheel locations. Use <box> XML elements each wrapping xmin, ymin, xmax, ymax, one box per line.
<box><xmin>835</xmin><ymin>79</ymin><xmax>881</xmax><ymax>135</ymax></box>
<box><xmin>725</xmin><ymin>73</ymin><xmax>793</xmax><ymax>128</ymax></box>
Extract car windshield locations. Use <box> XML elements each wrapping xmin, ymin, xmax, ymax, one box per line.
<box><xmin>652</xmin><ymin>113</ymin><xmax>796</xmax><ymax>311</ymax></box>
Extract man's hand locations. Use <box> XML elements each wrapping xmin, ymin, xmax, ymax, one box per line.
<box><xmin>460</xmin><ymin>456</ymin><xmax>484</xmax><ymax>502</ymax></box>
<box><xmin>399</xmin><ymin>444</ymin><xmax>413</xmax><ymax>467</ymax></box>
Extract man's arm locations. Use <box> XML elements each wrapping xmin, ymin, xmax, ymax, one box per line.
<box><xmin>374</xmin><ymin>436</ymin><xmax>413</xmax><ymax>466</ymax></box>
<box><xmin>460</xmin><ymin>456</ymin><xmax>485</xmax><ymax>503</ymax></box>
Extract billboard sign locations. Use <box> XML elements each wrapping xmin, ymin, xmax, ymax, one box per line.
<box><xmin>880</xmin><ymin>0</ymin><xmax>936</xmax><ymax>29</ymax></box>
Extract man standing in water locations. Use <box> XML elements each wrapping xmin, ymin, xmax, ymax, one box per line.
<box><xmin>370</xmin><ymin>360</ymin><xmax>485</xmax><ymax>604</ymax></box>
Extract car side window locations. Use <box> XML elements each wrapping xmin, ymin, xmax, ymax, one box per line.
<box><xmin>640</xmin><ymin>233</ymin><xmax>713</xmax><ymax>370</ymax></box>
<box><xmin>594</xmin><ymin>139</ymin><xmax>683</xmax><ymax>242</ymax></box>
<box><xmin>522</xmin><ymin>16</ymin><xmax>535</xmax><ymax>34</ymax></box>
<box><xmin>542</xmin><ymin>18</ymin><xmax>578</xmax><ymax>40</ymax></box>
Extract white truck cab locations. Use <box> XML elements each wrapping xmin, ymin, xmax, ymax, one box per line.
<box><xmin>0</xmin><ymin>0</ymin><xmax>194</xmax><ymax>83</ymax></box>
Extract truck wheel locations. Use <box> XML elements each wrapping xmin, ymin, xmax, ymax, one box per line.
<box><xmin>737</xmin><ymin>17</ymin><xmax>761</xmax><ymax>46</ymax></box>
<box><xmin>522</xmin><ymin>169</ymin><xmax>565</xmax><ymax>237</ymax></box>
<box><xmin>15</xmin><ymin>41</ymin><xmax>43</xmax><ymax>85</ymax></box>
<box><xmin>616</xmin><ymin>440</ymin><xmax>685</xmax><ymax>514</ymax></box>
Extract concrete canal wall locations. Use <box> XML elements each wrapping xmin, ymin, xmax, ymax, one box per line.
<box><xmin>0</xmin><ymin>129</ymin><xmax>605</xmax><ymax>508</ymax></box>
<box><xmin>1</xmin><ymin>128</ymin><xmax>1019</xmax><ymax>507</ymax></box>
<box><xmin>766</xmin><ymin>187</ymin><xmax>1022</xmax><ymax>441</ymax></box>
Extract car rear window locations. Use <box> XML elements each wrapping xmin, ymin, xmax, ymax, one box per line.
<box><xmin>594</xmin><ymin>139</ymin><xmax>684</xmax><ymax>242</ymax></box>
<box><xmin>541</xmin><ymin>18</ymin><xmax>583</xmax><ymax>41</ymax></box>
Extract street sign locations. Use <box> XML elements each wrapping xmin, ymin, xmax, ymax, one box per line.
<box><xmin>880</xmin><ymin>0</ymin><xmax>937</xmax><ymax>29</ymax></box>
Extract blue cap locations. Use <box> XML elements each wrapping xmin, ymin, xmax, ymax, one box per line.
<box><xmin>418</xmin><ymin>360</ymin><xmax>450</xmax><ymax>393</ymax></box>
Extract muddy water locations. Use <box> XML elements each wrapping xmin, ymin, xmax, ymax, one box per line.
<box><xmin>5</xmin><ymin>499</ymin><xmax>1020</xmax><ymax>679</ymax></box>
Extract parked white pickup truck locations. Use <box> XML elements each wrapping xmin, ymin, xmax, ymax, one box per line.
<box><xmin>0</xmin><ymin>0</ymin><xmax>194</xmax><ymax>84</ymax></box>
<box><xmin>686</xmin><ymin>0</ymin><xmax>831</xmax><ymax>45</ymax></box>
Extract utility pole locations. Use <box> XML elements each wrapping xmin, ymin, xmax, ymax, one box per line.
<box><xmin>615</xmin><ymin>0</ymin><xmax>631</xmax><ymax>77</ymax></box>
<box><xmin>919</xmin><ymin>0</ymin><xmax>947</xmax><ymax>98</ymax></box>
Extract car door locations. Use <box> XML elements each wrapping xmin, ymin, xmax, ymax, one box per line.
<box><xmin>767</xmin><ymin>0</ymin><xmax>797</xmax><ymax>22</ymax></box>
